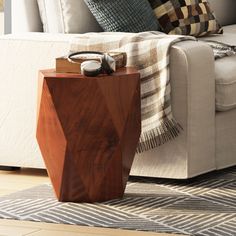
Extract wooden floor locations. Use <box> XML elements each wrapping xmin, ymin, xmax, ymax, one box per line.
<box><xmin>0</xmin><ymin>168</ymin><xmax>183</xmax><ymax>236</ymax></box>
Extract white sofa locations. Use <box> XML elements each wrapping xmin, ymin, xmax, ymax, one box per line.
<box><xmin>0</xmin><ymin>0</ymin><xmax>235</xmax><ymax>179</ymax></box>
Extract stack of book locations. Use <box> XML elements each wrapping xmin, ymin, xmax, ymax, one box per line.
<box><xmin>56</xmin><ymin>52</ymin><xmax>127</xmax><ymax>73</ymax></box>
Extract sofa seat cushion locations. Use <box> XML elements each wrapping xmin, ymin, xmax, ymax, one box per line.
<box><xmin>223</xmin><ymin>24</ymin><xmax>236</xmax><ymax>34</ymax></box>
<box><xmin>214</xmin><ymin>55</ymin><xmax>236</xmax><ymax>111</ymax></box>
<box><xmin>203</xmin><ymin>29</ymin><xmax>236</xmax><ymax>111</ymax></box>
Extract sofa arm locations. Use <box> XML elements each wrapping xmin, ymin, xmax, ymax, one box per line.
<box><xmin>132</xmin><ymin>40</ymin><xmax>216</xmax><ymax>178</ymax></box>
<box><xmin>170</xmin><ymin>41</ymin><xmax>216</xmax><ymax>176</ymax></box>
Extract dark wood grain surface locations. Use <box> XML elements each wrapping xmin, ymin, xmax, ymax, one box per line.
<box><xmin>36</xmin><ymin>68</ymin><xmax>141</xmax><ymax>203</ymax></box>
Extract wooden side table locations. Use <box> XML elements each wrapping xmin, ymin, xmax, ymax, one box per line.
<box><xmin>36</xmin><ymin>68</ymin><xmax>141</xmax><ymax>203</ymax></box>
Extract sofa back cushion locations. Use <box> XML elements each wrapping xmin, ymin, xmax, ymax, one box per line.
<box><xmin>149</xmin><ymin>0</ymin><xmax>223</xmax><ymax>37</ymax></box>
<box><xmin>37</xmin><ymin>0</ymin><xmax>102</xmax><ymax>33</ymax></box>
<box><xmin>10</xmin><ymin>0</ymin><xmax>43</xmax><ymax>33</ymax></box>
<box><xmin>84</xmin><ymin>0</ymin><xmax>160</xmax><ymax>33</ymax></box>
<box><xmin>208</xmin><ymin>0</ymin><xmax>236</xmax><ymax>26</ymax></box>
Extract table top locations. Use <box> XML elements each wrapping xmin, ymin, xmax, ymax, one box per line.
<box><xmin>39</xmin><ymin>67</ymin><xmax>139</xmax><ymax>80</ymax></box>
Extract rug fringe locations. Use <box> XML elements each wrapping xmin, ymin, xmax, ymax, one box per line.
<box><xmin>136</xmin><ymin>118</ymin><xmax>183</xmax><ymax>153</ymax></box>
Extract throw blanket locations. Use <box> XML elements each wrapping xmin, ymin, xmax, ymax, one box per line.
<box><xmin>202</xmin><ymin>40</ymin><xmax>236</xmax><ymax>59</ymax></box>
<box><xmin>70</xmin><ymin>32</ymin><xmax>195</xmax><ymax>153</ymax></box>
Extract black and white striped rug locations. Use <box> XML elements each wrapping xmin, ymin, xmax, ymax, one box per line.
<box><xmin>0</xmin><ymin>167</ymin><xmax>235</xmax><ymax>236</ymax></box>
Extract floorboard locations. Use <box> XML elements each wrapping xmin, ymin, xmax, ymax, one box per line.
<box><xmin>0</xmin><ymin>168</ymin><xmax>183</xmax><ymax>236</ymax></box>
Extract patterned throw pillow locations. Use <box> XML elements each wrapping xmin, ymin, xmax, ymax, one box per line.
<box><xmin>149</xmin><ymin>0</ymin><xmax>223</xmax><ymax>37</ymax></box>
<box><xmin>84</xmin><ymin>0</ymin><xmax>160</xmax><ymax>33</ymax></box>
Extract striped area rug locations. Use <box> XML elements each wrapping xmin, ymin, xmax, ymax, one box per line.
<box><xmin>0</xmin><ymin>167</ymin><xmax>235</xmax><ymax>236</ymax></box>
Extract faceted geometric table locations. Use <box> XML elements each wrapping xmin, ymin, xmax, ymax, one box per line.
<box><xmin>36</xmin><ymin>68</ymin><xmax>141</xmax><ymax>203</ymax></box>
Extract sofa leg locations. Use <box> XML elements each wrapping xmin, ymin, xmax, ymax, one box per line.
<box><xmin>0</xmin><ymin>166</ymin><xmax>21</xmax><ymax>171</ymax></box>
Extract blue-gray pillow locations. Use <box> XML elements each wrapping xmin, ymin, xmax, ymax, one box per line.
<box><xmin>84</xmin><ymin>0</ymin><xmax>160</xmax><ymax>33</ymax></box>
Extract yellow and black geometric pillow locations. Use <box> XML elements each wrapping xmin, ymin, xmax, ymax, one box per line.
<box><xmin>149</xmin><ymin>0</ymin><xmax>223</xmax><ymax>37</ymax></box>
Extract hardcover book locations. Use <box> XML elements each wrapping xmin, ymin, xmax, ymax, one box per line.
<box><xmin>56</xmin><ymin>52</ymin><xmax>127</xmax><ymax>73</ymax></box>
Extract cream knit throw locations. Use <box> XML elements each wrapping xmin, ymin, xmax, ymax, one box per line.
<box><xmin>70</xmin><ymin>32</ymin><xmax>195</xmax><ymax>153</ymax></box>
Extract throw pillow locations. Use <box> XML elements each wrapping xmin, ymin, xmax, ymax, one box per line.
<box><xmin>149</xmin><ymin>0</ymin><xmax>223</xmax><ymax>37</ymax></box>
<box><xmin>37</xmin><ymin>0</ymin><xmax>102</xmax><ymax>33</ymax></box>
<box><xmin>84</xmin><ymin>0</ymin><xmax>160</xmax><ymax>33</ymax></box>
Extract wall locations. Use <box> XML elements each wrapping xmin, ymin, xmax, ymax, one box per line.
<box><xmin>0</xmin><ymin>12</ymin><xmax>4</xmax><ymax>34</ymax></box>
<box><xmin>0</xmin><ymin>0</ymin><xmax>3</xmax><ymax>12</ymax></box>
<box><xmin>0</xmin><ymin>0</ymin><xmax>3</xmax><ymax>34</ymax></box>
<box><xmin>4</xmin><ymin>0</ymin><xmax>11</xmax><ymax>34</ymax></box>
